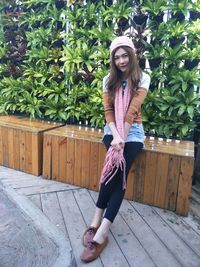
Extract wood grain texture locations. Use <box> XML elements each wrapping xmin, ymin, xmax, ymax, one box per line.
<box><xmin>41</xmin><ymin>125</ymin><xmax>194</xmax><ymax>215</ymax></box>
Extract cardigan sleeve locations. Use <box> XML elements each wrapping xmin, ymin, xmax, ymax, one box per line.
<box><xmin>124</xmin><ymin>88</ymin><xmax>148</xmax><ymax>124</ymax></box>
<box><xmin>103</xmin><ymin>92</ymin><xmax>115</xmax><ymax>123</ymax></box>
<box><xmin>125</xmin><ymin>72</ymin><xmax>150</xmax><ymax>124</ymax></box>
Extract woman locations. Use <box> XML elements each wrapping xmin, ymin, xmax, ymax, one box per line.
<box><xmin>80</xmin><ymin>36</ymin><xmax>150</xmax><ymax>263</ymax></box>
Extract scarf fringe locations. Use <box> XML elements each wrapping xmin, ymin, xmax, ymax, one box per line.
<box><xmin>99</xmin><ymin>146</ymin><xmax>127</xmax><ymax>189</ymax></box>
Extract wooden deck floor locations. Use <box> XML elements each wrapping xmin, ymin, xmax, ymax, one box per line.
<box><xmin>0</xmin><ymin>166</ymin><xmax>200</xmax><ymax>267</ymax></box>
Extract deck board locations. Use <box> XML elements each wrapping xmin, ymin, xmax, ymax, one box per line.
<box><xmin>0</xmin><ymin>166</ymin><xmax>200</xmax><ymax>267</ymax></box>
<box><xmin>40</xmin><ymin>192</ymin><xmax>69</xmax><ymax>240</ymax></box>
<box><xmin>132</xmin><ymin>201</ymin><xmax>200</xmax><ymax>267</ymax></box>
<box><xmin>119</xmin><ymin>200</ymin><xmax>182</xmax><ymax>267</ymax></box>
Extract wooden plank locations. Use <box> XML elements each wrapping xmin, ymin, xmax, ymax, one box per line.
<box><xmin>19</xmin><ymin>130</ymin><xmax>26</xmax><ymax>172</ymax></box>
<box><xmin>37</xmin><ymin>133</ymin><xmax>43</xmax><ymax>175</ymax></box>
<box><xmin>8</xmin><ymin>128</ymin><xmax>14</xmax><ymax>169</ymax></box>
<box><xmin>183</xmin><ymin>212</ymin><xmax>200</xmax><ymax>235</ymax></box>
<box><xmin>41</xmin><ymin>192</ymin><xmax>69</xmax><ymax>239</ymax></box>
<box><xmin>89</xmin><ymin>141</ymin><xmax>99</xmax><ymax>191</ymax></box>
<box><xmin>42</xmin><ymin>134</ymin><xmax>52</xmax><ymax>179</ymax></box>
<box><xmin>74</xmin><ymin>139</ymin><xmax>82</xmax><ymax>187</ymax></box>
<box><xmin>125</xmin><ymin>163</ymin><xmax>134</xmax><ymax>200</ymax></box>
<box><xmin>89</xmin><ymin>190</ymin><xmax>155</xmax><ymax>267</ymax></box>
<box><xmin>65</xmin><ymin>138</ymin><xmax>74</xmax><ymax>185</ymax></box>
<box><xmin>132</xmin><ymin>201</ymin><xmax>200</xmax><ymax>267</ymax></box>
<box><xmin>25</xmin><ymin>131</ymin><xmax>32</xmax><ymax>174</ymax></box>
<box><xmin>143</xmin><ymin>151</ymin><xmax>158</xmax><ymax>205</ymax></box>
<box><xmin>133</xmin><ymin>150</ymin><xmax>146</xmax><ymax>202</ymax></box>
<box><xmin>57</xmin><ymin>190</ymin><xmax>103</xmax><ymax>267</ymax></box>
<box><xmin>97</xmin><ymin>143</ymin><xmax>106</xmax><ymax>191</ymax></box>
<box><xmin>81</xmin><ymin>140</ymin><xmax>90</xmax><ymax>188</ymax></box>
<box><xmin>3</xmin><ymin>178</ymin><xmax>60</xmax><ymax>189</ymax></box>
<box><xmin>16</xmin><ymin>182</ymin><xmax>80</xmax><ymax>196</ymax></box>
<box><xmin>165</xmin><ymin>156</ymin><xmax>181</xmax><ymax>211</ymax></box>
<box><xmin>51</xmin><ymin>136</ymin><xmax>60</xmax><ymax>180</ymax></box>
<box><xmin>58</xmin><ymin>137</ymin><xmax>67</xmax><ymax>183</ymax></box>
<box><xmin>2</xmin><ymin>127</ymin><xmax>9</xmax><ymax>167</ymax></box>
<box><xmin>153</xmin><ymin>206</ymin><xmax>200</xmax><ymax>257</ymax></box>
<box><xmin>120</xmin><ymin>200</ymin><xmax>182</xmax><ymax>267</ymax></box>
<box><xmin>0</xmin><ymin>115</ymin><xmax>64</xmax><ymax>132</ymax></box>
<box><xmin>13</xmin><ymin>129</ymin><xmax>20</xmax><ymax>170</ymax></box>
<box><xmin>0</xmin><ymin>127</ymin><xmax>3</xmax><ymax>164</ymax></box>
<box><xmin>153</xmin><ymin>154</ymin><xmax>169</xmax><ymax>208</ymax></box>
<box><xmin>28</xmin><ymin>194</ymin><xmax>42</xmax><ymax>210</ymax></box>
<box><xmin>176</xmin><ymin>157</ymin><xmax>194</xmax><ymax>216</ymax></box>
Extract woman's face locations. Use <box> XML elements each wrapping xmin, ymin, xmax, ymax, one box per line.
<box><xmin>113</xmin><ymin>47</ymin><xmax>130</xmax><ymax>74</ymax></box>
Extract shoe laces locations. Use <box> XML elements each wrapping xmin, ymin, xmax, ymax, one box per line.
<box><xmin>87</xmin><ymin>241</ymin><xmax>97</xmax><ymax>250</ymax></box>
<box><xmin>87</xmin><ymin>227</ymin><xmax>95</xmax><ymax>235</ymax></box>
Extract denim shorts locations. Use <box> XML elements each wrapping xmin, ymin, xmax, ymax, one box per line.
<box><xmin>103</xmin><ymin>123</ymin><xmax>145</xmax><ymax>143</ymax></box>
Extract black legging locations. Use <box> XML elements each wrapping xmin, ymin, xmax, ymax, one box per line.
<box><xmin>96</xmin><ymin>135</ymin><xmax>143</xmax><ymax>223</ymax></box>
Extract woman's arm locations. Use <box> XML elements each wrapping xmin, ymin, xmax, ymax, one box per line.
<box><xmin>125</xmin><ymin>87</ymin><xmax>148</xmax><ymax>125</ymax></box>
<box><xmin>103</xmin><ymin>92</ymin><xmax>124</xmax><ymax>148</ymax></box>
<box><xmin>108</xmin><ymin>122</ymin><xmax>124</xmax><ymax>147</ymax></box>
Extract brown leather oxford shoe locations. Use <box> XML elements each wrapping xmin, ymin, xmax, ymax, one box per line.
<box><xmin>80</xmin><ymin>237</ymin><xmax>109</xmax><ymax>263</ymax></box>
<box><xmin>82</xmin><ymin>227</ymin><xmax>98</xmax><ymax>247</ymax></box>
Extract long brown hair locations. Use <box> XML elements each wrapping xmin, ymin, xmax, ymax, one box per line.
<box><xmin>107</xmin><ymin>46</ymin><xmax>142</xmax><ymax>96</ymax></box>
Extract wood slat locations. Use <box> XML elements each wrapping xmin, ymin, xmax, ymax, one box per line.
<box><xmin>74</xmin><ymin>139</ymin><xmax>82</xmax><ymax>187</ymax></box>
<box><xmin>0</xmin><ymin>115</ymin><xmax>64</xmax><ymax>132</ymax></box>
<box><xmin>132</xmin><ymin>201</ymin><xmax>200</xmax><ymax>267</ymax></box>
<box><xmin>41</xmin><ymin>192</ymin><xmax>69</xmax><ymax>239</ymax></box>
<box><xmin>65</xmin><ymin>138</ymin><xmax>74</xmax><ymax>185</ymax></box>
<box><xmin>25</xmin><ymin>131</ymin><xmax>32</xmax><ymax>174</ymax></box>
<box><xmin>89</xmin><ymin>141</ymin><xmax>99</xmax><ymax>191</ymax></box>
<box><xmin>125</xmin><ymin>162</ymin><xmax>134</xmax><ymax>200</ymax></box>
<box><xmin>153</xmin><ymin>206</ymin><xmax>200</xmax><ymax>257</ymax></box>
<box><xmin>153</xmin><ymin>153</ymin><xmax>169</xmax><ymax>208</ymax></box>
<box><xmin>0</xmin><ymin>127</ymin><xmax>3</xmax><ymax>164</ymax></box>
<box><xmin>13</xmin><ymin>129</ymin><xmax>20</xmax><ymax>170</ymax></box>
<box><xmin>80</xmin><ymin>140</ymin><xmax>90</xmax><ymax>188</ymax></box>
<box><xmin>133</xmin><ymin>151</ymin><xmax>146</xmax><ymax>202</ymax></box>
<box><xmin>28</xmin><ymin>194</ymin><xmax>42</xmax><ymax>210</ymax></box>
<box><xmin>120</xmin><ymin>200</ymin><xmax>182</xmax><ymax>267</ymax></box>
<box><xmin>2</xmin><ymin>127</ymin><xmax>9</xmax><ymax>167</ymax></box>
<box><xmin>19</xmin><ymin>130</ymin><xmax>26</xmax><ymax>172</ymax></box>
<box><xmin>42</xmin><ymin>134</ymin><xmax>52</xmax><ymax>179</ymax></box>
<box><xmin>52</xmin><ymin>136</ymin><xmax>60</xmax><ymax>181</ymax></box>
<box><xmin>58</xmin><ymin>137</ymin><xmax>67</xmax><ymax>183</ymax></box>
<box><xmin>143</xmin><ymin>151</ymin><xmax>158</xmax><ymax>205</ymax></box>
<box><xmin>16</xmin><ymin>182</ymin><xmax>79</xmax><ymax>196</ymax></box>
<box><xmin>8</xmin><ymin>128</ymin><xmax>14</xmax><ymax>169</ymax></box>
<box><xmin>164</xmin><ymin>156</ymin><xmax>181</xmax><ymax>211</ymax></box>
<box><xmin>176</xmin><ymin>157</ymin><xmax>194</xmax><ymax>215</ymax></box>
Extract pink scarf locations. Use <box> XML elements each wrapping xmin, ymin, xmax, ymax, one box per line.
<box><xmin>100</xmin><ymin>81</ymin><xmax>131</xmax><ymax>189</ymax></box>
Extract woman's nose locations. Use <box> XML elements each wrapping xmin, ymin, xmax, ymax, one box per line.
<box><xmin>119</xmin><ymin>57</ymin><xmax>124</xmax><ymax>64</ymax></box>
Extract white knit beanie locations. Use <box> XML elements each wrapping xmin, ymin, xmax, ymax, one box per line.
<box><xmin>110</xmin><ymin>36</ymin><xmax>135</xmax><ymax>54</ymax></box>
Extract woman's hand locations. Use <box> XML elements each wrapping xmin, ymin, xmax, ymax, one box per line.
<box><xmin>108</xmin><ymin>122</ymin><xmax>124</xmax><ymax>150</ymax></box>
<box><xmin>111</xmin><ymin>135</ymin><xmax>124</xmax><ymax>150</ymax></box>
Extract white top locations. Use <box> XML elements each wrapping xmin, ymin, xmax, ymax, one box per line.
<box><xmin>102</xmin><ymin>71</ymin><xmax>150</xmax><ymax>93</ymax></box>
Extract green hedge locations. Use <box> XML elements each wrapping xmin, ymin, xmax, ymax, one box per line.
<box><xmin>0</xmin><ymin>0</ymin><xmax>200</xmax><ymax>139</ymax></box>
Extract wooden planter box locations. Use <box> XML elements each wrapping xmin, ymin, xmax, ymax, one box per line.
<box><xmin>0</xmin><ymin>115</ymin><xmax>64</xmax><ymax>175</ymax></box>
<box><xmin>42</xmin><ymin>125</ymin><xmax>194</xmax><ymax>216</ymax></box>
